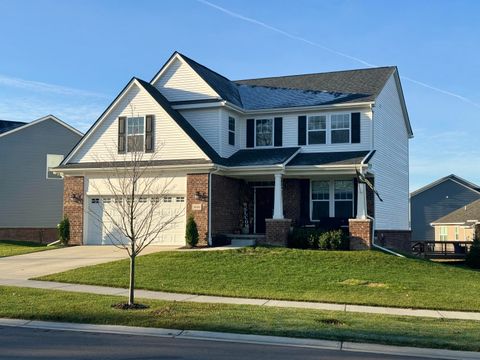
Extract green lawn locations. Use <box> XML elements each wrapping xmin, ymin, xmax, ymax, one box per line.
<box><xmin>38</xmin><ymin>247</ymin><xmax>480</xmax><ymax>311</ymax></box>
<box><xmin>0</xmin><ymin>240</ymin><xmax>58</xmax><ymax>257</ymax></box>
<box><xmin>1</xmin><ymin>286</ymin><xmax>480</xmax><ymax>352</ymax></box>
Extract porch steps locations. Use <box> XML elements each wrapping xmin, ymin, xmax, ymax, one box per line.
<box><xmin>225</xmin><ymin>234</ymin><xmax>265</xmax><ymax>247</ymax></box>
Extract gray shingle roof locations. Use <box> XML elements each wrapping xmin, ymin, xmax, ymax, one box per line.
<box><xmin>0</xmin><ymin>120</ymin><xmax>27</xmax><ymax>135</ymax></box>
<box><xmin>433</xmin><ymin>198</ymin><xmax>480</xmax><ymax>224</ymax></box>
<box><xmin>287</xmin><ymin>151</ymin><xmax>371</xmax><ymax>167</ymax></box>
<box><xmin>226</xmin><ymin>147</ymin><xmax>300</xmax><ymax>167</ymax></box>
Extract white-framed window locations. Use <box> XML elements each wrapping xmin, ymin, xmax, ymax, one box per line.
<box><xmin>311</xmin><ymin>181</ymin><xmax>330</xmax><ymax>220</ymax></box>
<box><xmin>127</xmin><ymin>116</ymin><xmax>145</xmax><ymax>152</ymax></box>
<box><xmin>255</xmin><ymin>118</ymin><xmax>273</xmax><ymax>147</ymax></box>
<box><xmin>307</xmin><ymin>115</ymin><xmax>327</xmax><ymax>144</ymax></box>
<box><xmin>440</xmin><ymin>226</ymin><xmax>448</xmax><ymax>241</ymax></box>
<box><xmin>454</xmin><ymin>226</ymin><xmax>459</xmax><ymax>240</ymax></box>
<box><xmin>139</xmin><ymin>197</ymin><xmax>148</xmax><ymax>203</ymax></box>
<box><xmin>228</xmin><ymin>116</ymin><xmax>235</xmax><ymax>146</ymax></box>
<box><xmin>163</xmin><ymin>196</ymin><xmax>172</xmax><ymax>203</ymax></box>
<box><xmin>46</xmin><ymin>154</ymin><xmax>64</xmax><ymax>179</ymax></box>
<box><xmin>91</xmin><ymin>198</ymin><xmax>100</xmax><ymax>204</ymax></box>
<box><xmin>102</xmin><ymin>197</ymin><xmax>112</xmax><ymax>204</ymax></box>
<box><xmin>176</xmin><ymin>196</ymin><xmax>185</xmax><ymax>203</ymax></box>
<box><xmin>331</xmin><ymin>114</ymin><xmax>351</xmax><ymax>144</ymax></box>
<box><xmin>334</xmin><ymin>180</ymin><xmax>354</xmax><ymax>218</ymax></box>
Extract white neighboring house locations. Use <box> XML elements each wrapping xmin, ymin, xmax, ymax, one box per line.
<box><xmin>57</xmin><ymin>52</ymin><xmax>413</xmax><ymax>250</ymax></box>
<box><xmin>0</xmin><ymin>115</ymin><xmax>82</xmax><ymax>242</ymax></box>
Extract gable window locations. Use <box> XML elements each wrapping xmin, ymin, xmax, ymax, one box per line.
<box><xmin>307</xmin><ymin>115</ymin><xmax>327</xmax><ymax>144</ymax></box>
<box><xmin>228</xmin><ymin>116</ymin><xmax>235</xmax><ymax>146</ymax></box>
<box><xmin>127</xmin><ymin>117</ymin><xmax>145</xmax><ymax>152</ymax></box>
<box><xmin>311</xmin><ymin>181</ymin><xmax>330</xmax><ymax>220</ymax></box>
<box><xmin>334</xmin><ymin>180</ymin><xmax>353</xmax><ymax>218</ymax></box>
<box><xmin>256</xmin><ymin>119</ymin><xmax>273</xmax><ymax>147</ymax></box>
<box><xmin>331</xmin><ymin>114</ymin><xmax>350</xmax><ymax>144</ymax></box>
<box><xmin>46</xmin><ymin>154</ymin><xmax>64</xmax><ymax>179</ymax></box>
<box><xmin>440</xmin><ymin>226</ymin><xmax>448</xmax><ymax>241</ymax></box>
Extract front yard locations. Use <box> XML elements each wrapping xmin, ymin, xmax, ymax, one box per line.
<box><xmin>0</xmin><ymin>240</ymin><xmax>57</xmax><ymax>258</ymax></box>
<box><xmin>38</xmin><ymin>247</ymin><xmax>480</xmax><ymax>312</ymax></box>
<box><xmin>1</xmin><ymin>286</ymin><xmax>480</xmax><ymax>351</ymax></box>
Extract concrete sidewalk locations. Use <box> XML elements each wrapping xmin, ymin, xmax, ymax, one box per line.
<box><xmin>1</xmin><ymin>318</ymin><xmax>479</xmax><ymax>359</ymax></box>
<box><xmin>1</xmin><ymin>278</ymin><xmax>480</xmax><ymax>321</ymax></box>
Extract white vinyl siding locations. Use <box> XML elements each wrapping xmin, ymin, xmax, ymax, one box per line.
<box><xmin>370</xmin><ymin>74</ymin><xmax>410</xmax><ymax>231</ymax></box>
<box><xmin>152</xmin><ymin>58</ymin><xmax>219</xmax><ymax>102</ymax></box>
<box><xmin>70</xmin><ymin>83</ymin><xmax>208</xmax><ymax>163</ymax></box>
<box><xmin>180</xmin><ymin>107</ymin><xmax>222</xmax><ymax>154</ymax></box>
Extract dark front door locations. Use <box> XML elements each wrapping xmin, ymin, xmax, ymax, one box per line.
<box><xmin>255</xmin><ymin>187</ymin><xmax>274</xmax><ymax>233</ymax></box>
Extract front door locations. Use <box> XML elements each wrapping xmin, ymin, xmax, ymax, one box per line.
<box><xmin>255</xmin><ymin>187</ymin><xmax>274</xmax><ymax>233</ymax></box>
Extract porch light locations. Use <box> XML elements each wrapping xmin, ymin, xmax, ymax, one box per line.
<box><xmin>195</xmin><ymin>191</ymin><xmax>208</xmax><ymax>201</ymax></box>
<box><xmin>70</xmin><ymin>193</ymin><xmax>83</xmax><ymax>203</ymax></box>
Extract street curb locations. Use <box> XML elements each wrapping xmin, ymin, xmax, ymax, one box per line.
<box><xmin>1</xmin><ymin>318</ymin><xmax>479</xmax><ymax>359</ymax></box>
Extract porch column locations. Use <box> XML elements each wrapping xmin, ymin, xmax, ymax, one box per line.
<box><xmin>356</xmin><ymin>181</ymin><xmax>367</xmax><ymax>220</ymax></box>
<box><xmin>273</xmin><ymin>173</ymin><xmax>284</xmax><ymax>219</ymax></box>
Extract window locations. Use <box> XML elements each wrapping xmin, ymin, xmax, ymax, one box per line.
<box><xmin>139</xmin><ymin>197</ymin><xmax>148</xmax><ymax>203</ymax></box>
<box><xmin>331</xmin><ymin>114</ymin><xmax>350</xmax><ymax>144</ymax></box>
<box><xmin>334</xmin><ymin>180</ymin><xmax>353</xmax><ymax>218</ymax></box>
<box><xmin>228</xmin><ymin>116</ymin><xmax>235</xmax><ymax>146</ymax></box>
<box><xmin>176</xmin><ymin>196</ymin><xmax>185</xmax><ymax>203</ymax></box>
<box><xmin>102</xmin><ymin>197</ymin><xmax>112</xmax><ymax>204</ymax></box>
<box><xmin>91</xmin><ymin>198</ymin><xmax>100</xmax><ymax>204</ymax></box>
<box><xmin>163</xmin><ymin>196</ymin><xmax>172</xmax><ymax>203</ymax></box>
<box><xmin>311</xmin><ymin>181</ymin><xmax>330</xmax><ymax>220</ymax></box>
<box><xmin>307</xmin><ymin>115</ymin><xmax>326</xmax><ymax>144</ymax></box>
<box><xmin>46</xmin><ymin>154</ymin><xmax>64</xmax><ymax>179</ymax></box>
<box><xmin>127</xmin><ymin>117</ymin><xmax>145</xmax><ymax>152</ymax></box>
<box><xmin>440</xmin><ymin>226</ymin><xmax>448</xmax><ymax>241</ymax></box>
<box><xmin>454</xmin><ymin>226</ymin><xmax>459</xmax><ymax>240</ymax></box>
<box><xmin>255</xmin><ymin>119</ymin><xmax>273</xmax><ymax>146</ymax></box>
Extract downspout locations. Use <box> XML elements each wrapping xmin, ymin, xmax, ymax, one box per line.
<box><xmin>208</xmin><ymin>166</ymin><xmax>221</xmax><ymax>246</ymax></box>
<box><xmin>368</xmin><ymin>215</ymin><xmax>405</xmax><ymax>257</ymax></box>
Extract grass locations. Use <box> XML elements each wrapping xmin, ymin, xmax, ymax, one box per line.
<box><xmin>38</xmin><ymin>247</ymin><xmax>480</xmax><ymax>312</ymax></box>
<box><xmin>0</xmin><ymin>240</ymin><xmax>58</xmax><ymax>258</ymax></box>
<box><xmin>1</xmin><ymin>286</ymin><xmax>480</xmax><ymax>352</ymax></box>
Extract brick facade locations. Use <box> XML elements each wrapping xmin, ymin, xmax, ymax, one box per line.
<box><xmin>211</xmin><ymin>174</ymin><xmax>245</xmax><ymax>235</ymax></box>
<box><xmin>376</xmin><ymin>230</ymin><xmax>411</xmax><ymax>252</ymax></box>
<box><xmin>0</xmin><ymin>228</ymin><xmax>57</xmax><ymax>243</ymax></box>
<box><xmin>283</xmin><ymin>179</ymin><xmax>303</xmax><ymax>225</ymax></box>
<box><xmin>186</xmin><ymin>173</ymin><xmax>209</xmax><ymax>245</ymax></box>
<box><xmin>349</xmin><ymin>218</ymin><xmax>372</xmax><ymax>250</ymax></box>
<box><xmin>63</xmin><ymin>176</ymin><xmax>84</xmax><ymax>245</ymax></box>
<box><xmin>265</xmin><ymin>219</ymin><xmax>291</xmax><ymax>246</ymax></box>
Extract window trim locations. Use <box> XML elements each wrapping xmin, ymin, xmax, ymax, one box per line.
<box><xmin>454</xmin><ymin>226</ymin><xmax>459</xmax><ymax>241</ymax></box>
<box><xmin>307</xmin><ymin>115</ymin><xmax>327</xmax><ymax>145</ymax></box>
<box><xmin>254</xmin><ymin>118</ymin><xmax>274</xmax><ymax>148</ymax></box>
<box><xmin>330</xmin><ymin>113</ymin><xmax>352</xmax><ymax>144</ymax></box>
<box><xmin>303</xmin><ymin>112</ymin><xmax>354</xmax><ymax>146</ymax></box>
<box><xmin>310</xmin><ymin>179</ymin><xmax>354</xmax><ymax>221</ymax></box>
<box><xmin>310</xmin><ymin>180</ymin><xmax>330</xmax><ymax>220</ymax></box>
<box><xmin>228</xmin><ymin>116</ymin><xmax>235</xmax><ymax>146</ymax></box>
<box><xmin>333</xmin><ymin>180</ymin><xmax>354</xmax><ymax>218</ymax></box>
<box><xmin>439</xmin><ymin>226</ymin><xmax>448</xmax><ymax>241</ymax></box>
<box><xmin>126</xmin><ymin>116</ymin><xmax>145</xmax><ymax>153</ymax></box>
<box><xmin>46</xmin><ymin>154</ymin><xmax>64</xmax><ymax>180</ymax></box>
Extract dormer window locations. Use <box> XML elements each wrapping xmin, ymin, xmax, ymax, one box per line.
<box><xmin>127</xmin><ymin>117</ymin><xmax>144</xmax><ymax>152</ymax></box>
<box><xmin>256</xmin><ymin>119</ymin><xmax>273</xmax><ymax>147</ymax></box>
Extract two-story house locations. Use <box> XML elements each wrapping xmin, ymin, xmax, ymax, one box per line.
<box><xmin>57</xmin><ymin>52</ymin><xmax>413</xmax><ymax>250</ymax></box>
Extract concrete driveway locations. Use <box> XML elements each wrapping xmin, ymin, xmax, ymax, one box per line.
<box><xmin>0</xmin><ymin>245</ymin><xmax>178</xmax><ymax>280</ymax></box>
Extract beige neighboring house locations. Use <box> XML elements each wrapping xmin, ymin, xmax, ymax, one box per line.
<box><xmin>431</xmin><ymin>198</ymin><xmax>480</xmax><ymax>242</ymax></box>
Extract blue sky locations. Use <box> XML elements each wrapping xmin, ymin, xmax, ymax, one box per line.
<box><xmin>0</xmin><ymin>0</ymin><xmax>479</xmax><ymax>191</ymax></box>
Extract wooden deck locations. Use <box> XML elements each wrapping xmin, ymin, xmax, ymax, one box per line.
<box><xmin>411</xmin><ymin>241</ymin><xmax>473</xmax><ymax>259</ymax></box>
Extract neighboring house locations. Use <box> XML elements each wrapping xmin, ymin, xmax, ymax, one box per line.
<box><xmin>410</xmin><ymin>175</ymin><xmax>480</xmax><ymax>242</ymax></box>
<box><xmin>57</xmin><ymin>51</ymin><xmax>413</xmax><ymax>249</ymax></box>
<box><xmin>431</xmin><ymin>198</ymin><xmax>480</xmax><ymax>242</ymax></box>
<box><xmin>0</xmin><ymin>115</ymin><xmax>82</xmax><ymax>242</ymax></box>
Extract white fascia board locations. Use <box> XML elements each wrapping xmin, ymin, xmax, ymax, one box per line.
<box><xmin>0</xmin><ymin>114</ymin><xmax>83</xmax><ymax>139</ymax></box>
<box><xmin>172</xmin><ymin>101</ymin><xmax>225</xmax><ymax>110</ymax></box>
<box><xmin>224</xmin><ymin>101</ymin><xmax>373</xmax><ymax>115</ymax></box>
<box><xmin>54</xmin><ymin>163</ymin><xmax>215</xmax><ymax>175</ymax></box>
<box><xmin>430</xmin><ymin>222</ymin><xmax>467</xmax><ymax>226</ymax></box>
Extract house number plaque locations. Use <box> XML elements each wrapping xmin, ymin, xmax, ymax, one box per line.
<box><xmin>192</xmin><ymin>203</ymin><xmax>202</xmax><ymax>211</ymax></box>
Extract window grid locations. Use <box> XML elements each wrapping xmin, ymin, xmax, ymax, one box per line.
<box><xmin>331</xmin><ymin>114</ymin><xmax>351</xmax><ymax>144</ymax></box>
<box><xmin>440</xmin><ymin>226</ymin><xmax>448</xmax><ymax>241</ymax></box>
<box><xmin>126</xmin><ymin>116</ymin><xmax>145</xmax><ymax>152</ymax></box>
<box><xmin>255</xmin><ymin>119</ymin><xmax>273</xmax><ymax>147</ymax></box>
<box><xmin>307</xmin><ymin>115</ymin><xmax>327</xmax><ymax>145</ymax></box>
<box><xmin>228</xmin><ymin>116</ymin><xmax>235</xmax><ymax>146</ymax></box>
<box><xmin>311</xmin><ymin>181</ymin><xmax>330</xmax><ymax>220</ymax></box>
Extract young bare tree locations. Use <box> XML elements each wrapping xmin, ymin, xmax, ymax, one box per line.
<box><xmin>88</xmin><ymin>111</ymin><xmax>184</xmax><ymax>306</ymax></box>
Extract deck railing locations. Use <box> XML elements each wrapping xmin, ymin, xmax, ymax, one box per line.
<box><xmin>411</xmin><ymin>241</ymin><xmax>473</xmax><ymax>259</ymax></box>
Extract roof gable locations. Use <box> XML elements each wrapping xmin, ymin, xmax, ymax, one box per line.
<box><xmin>411</xmin><ymin>174</ymin><xmax>480</xmax><ymax>198</ymax></box>
<box><xmin>432</xmin><ymin>198</ymin><xmax>480</xmax><ymax>224</ymax></box>
<box><xmin>0</xmin><ymin>115</ymin><xmax>82</xmax><ymax>139</ymax></box>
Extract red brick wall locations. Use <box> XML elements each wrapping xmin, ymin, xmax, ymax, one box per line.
<box><xmin>283</xmin><ymin>179</ymin><xmax>302</xmax><ymax>225</ymax></box>
<box><xmin>264</xmin><ymin>219</ymin><xmax>291</xmax><ymax>246</ymax></box>
<box><xmin>63</xmin><ymin>176</ymin><xmax>84</xmax><ymax>245</ymax></box>
<box><xmin>349</xmin><ymin>219</ymin><xmax>372</xmax><ymax>250</ymax></box>
<box><xmin>186</xmin><ymin>173</ymin><xmax>209</xmax><ymax>245</ymax></box>
<box><xmin>0</xmin><ymin>228</ymin><xmax>57</xmax><ymax>243</ymax></box>
<box><xmin>211</xmin><ymin>175</ymin><xmax>245</xmax><ymax>235</ymax></box>
<box><xmin>376</xmin><ymin>230</ymin><xmax>411</xmax><ymax>252</ymax></box>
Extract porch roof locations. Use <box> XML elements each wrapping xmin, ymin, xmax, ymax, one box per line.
<box><xmin>224</xmin><ymin>147</ymin><xmax>300</xmax><ymax>167</ymax></box>
<box><xmin>286</xmin><ymin>150</ymin><xmax>372</xmax><ymax>167</ymax></box>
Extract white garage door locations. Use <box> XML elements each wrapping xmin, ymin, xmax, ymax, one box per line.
<box><xmin>85</xmin><ymin>195</ymin><xmax>186</xmax><ymax>246</ymax></box>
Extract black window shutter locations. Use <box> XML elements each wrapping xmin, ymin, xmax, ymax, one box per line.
<box><xmin>246</xmin><ymin>118</ymin><xmax>254</xmax><ymax>148</ymax></box>
<box><xmin>118</xmin><ymin>116</ymin><xmax>126</xmax><ymax>153</ymax></box>
<box><xmin>351</xmin><ymin>112</ymin><xmax>361</xmax><ymax>143</ymax></box>
<box><xmin>145</xmin><ymin>115</ymin><xmax>154</xmax><ymax>153</ymax></box>
<box><xmin>274</xmin><ymin>117</ymin><xmax>283</xmax><ymax>147</ymax></box>
<box><xmin>298</xmin><ymin>115</ymin><xmax>306</xmax><ymax>145</ymax></box>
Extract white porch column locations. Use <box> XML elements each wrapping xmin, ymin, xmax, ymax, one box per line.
<box><xmin>273</xmin><ymin>173</ymin><xmax>284</xmax><ymax>219</ymax></box>
<box><xmin>356</xmin><ymin>181</ymin><xmax>367</xmax><ymax>219</ymax></box>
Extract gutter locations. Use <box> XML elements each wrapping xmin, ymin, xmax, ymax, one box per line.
<box><xmin>208</xmin><ymin>166</ymin><xmax>221</xmax><ymax>246</ymax></box>
<box><xmin>368</xmin><ymin>215</ymin><xmax>405</xmax><ymax>257</ymax></box>
<box><xmin>223</xmin><ymin>101</ymin><xmax>374</xmax><ymax>115</ymax></box>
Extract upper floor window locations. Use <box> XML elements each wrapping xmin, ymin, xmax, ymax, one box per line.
<box><xmin>331</xmin><ymin>114</ymin><xmax>350</xmax><ymax>144</ymax></box>
<box><xmin>256</xmin><ymin>118</ymin><xmax>273</xmax><ymax>147</ymax></box>
<box><xmin>127</xmin><ymin>117</ymin><xmax>144</xmax><ymax>152</ymax></box>
<box><xmin>46</xmin><ymin>154</ymin><xmax>64</xmax><ymax>179</ymax></box>
<box><xmin>308</xmin><ymin>115</ymin><xmax>327</xmax><ymax>144</ymax></box>
<box><xmin>454</xmin><ymin>226</ymin><xmax>460</xmax><ymax>240</ymax></box>
<box><xmin>440</xmin><ymin>226</ymin><xmax>448</xmax><ymax>241</ymax></box>
<box><xmin>228</xmin><ymin>116</ymin><xmax>235</xmax><ymax>146</ymax></box>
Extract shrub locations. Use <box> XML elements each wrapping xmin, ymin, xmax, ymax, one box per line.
<box><xmin>185</xmin><ymin>215</ymin><xmax>199</xmax><ymax>248</ymax></box>
<box><xmin>466</xmin><ymin>236</ymin><xmax>480</xmax><ymax>269</ymax></box>
<box><xmin>288</xmin><ymin>228</ymin><xmax>317</xmax><ymax>249</ymax></box>
<box><xmin>57</xmin><ymin>217</ymin><xmax>70</xmax><ymax>245</ymax></box>
<box><xmin>288</xmin><ymin>228</ymin><xmax>349</xmax><ymax>250</ymax></box>
<box><xmin>319</xmin><ymin>230</ymin><xmax>349</xmax><ymax>250</ymax></box>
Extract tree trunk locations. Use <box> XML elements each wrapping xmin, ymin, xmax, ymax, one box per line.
<box><xmin>129</xmin><ymin>254</ymin><xmax>135</xmax><ymax>305</ymax></box>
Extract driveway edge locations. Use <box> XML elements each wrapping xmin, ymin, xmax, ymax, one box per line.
<box><xmin>0</xmin><ymin>318</ymin><xmax>478</xmax><ymax>359</ymax></box>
